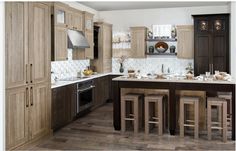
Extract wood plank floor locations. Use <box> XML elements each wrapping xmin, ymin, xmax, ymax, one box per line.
<box><xmin>29</xmin><ymin>103</ymin><xmax>235</xmax><ymax>150</ymax></box>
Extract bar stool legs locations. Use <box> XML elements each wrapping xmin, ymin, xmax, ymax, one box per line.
<box><xmin>121</xmin><ymin>93</ymin><xmax>143</xmax><ymax>134</ymax></box>
<box><xmin>179</xmin><ymin>96</ymin><xmax>199</xmax><ymax>139</ymax></box>
<box><xmin>207</xmin><ymin>97</ymin><xmax>227</xmax><ymax>142</ymax></box>
<box><xmin>144</xmin><ymin>95</ymin><xmax>165</xmax><ymax>135</ymax></box>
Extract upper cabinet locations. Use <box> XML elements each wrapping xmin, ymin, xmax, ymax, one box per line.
<box><xmin>176</xmin><ymin>25</ymin><xmax>194</xmax><ymax>59</ymax></box>
<box><xmin>90</xmin><ymin>22</ymin><xmax>112</xmax><ymax>73</ymax></box>
<box><xmin>193</xmin><ymin>14</ymin><xmax>229</xmax><ymax>76</ymax></box>
<box><xmin>72</xmin><ymin>11</ymin><xmax>94</xmax><ymax>60</ymax></box>
<box><xmin>67</xmin><ymin>8</ymin><xmax>83</xmax><ymax>31</ymax></box>
<box><xmin>54</xmin><ymin>3</ymin><xmax>68</xmax><ymax>27</ymax></box>
<box><xmin>5</xmin><ymin>2</ymin><xmax>28</xmax><ymax>89</ymax></box>
<box><xmin>84</xmin><ymin>12</ymin><xmax>94</xmax><ymax>59</ymax></box>
<box><xmin>6</xmin><ymin>2</ymin><xmax>50</xmax><ymax>89</ymax></box>
<box><xmin>54</xmin><ymin>26</ymin><xmax>68</xmax><ymax>60</ymax></box>
<box><xmin>28</xmin><ymin>2</ymin><xmax>51</xmax><ymax>84</ymax></box>
<box><xmin>52</xmin><ymin>2</ymin><xmax>94</xmax><ymax>61</ymax></box>
<box><xmin>130</xmin><ymin>27</ymin><xmax>147</xmax><ymax>58</ymax></box>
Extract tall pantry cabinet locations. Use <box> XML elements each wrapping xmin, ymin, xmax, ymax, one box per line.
<box><xmin>91</xmin><ymin>22</ymin><xmax>112</xmax><ymax>73</ymax></box>
<box><xmin>193</xmin><ymin>14</ymin><xmax>229</xmax><ymax>75</ymax></box>
<box><xmin>5</xmin><ymin>2</ymin><xmax>51</xmax><ymax>150</ymax></box>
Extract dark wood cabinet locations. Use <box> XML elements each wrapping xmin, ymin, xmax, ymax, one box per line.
<box><xmin>193</xmin><ymin>14</ymin><xmax>229</xmax><ymax>76</ymax></box>
<box><xmin>93</xmin><ymin>76</ymin><xmax>107</xmax><ymax>109</ymax></box>
<box><xmin>52</xmin><ymin>83</ymin><xmax>76</xmax><ymax>131</ymax></box>
<box><xmin>93</xmin><ymin>75</ymin><xmax>121</xmax><ymax>109</ymax></box>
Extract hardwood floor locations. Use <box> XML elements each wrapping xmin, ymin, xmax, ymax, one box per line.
<box><xmin>28</xmin><ymin>103</ymin><xmax>235</xmax><ymax>150</ymax></box>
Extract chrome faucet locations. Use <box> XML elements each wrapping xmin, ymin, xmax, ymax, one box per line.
<box><xmin>161</xmin><ymin>64</ymin><xmax>164</xmax><ymax>74</ymax></box>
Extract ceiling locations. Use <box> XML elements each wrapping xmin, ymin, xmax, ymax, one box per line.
<box><xmin>79</xmin><ymin>1</ymin><xmax>229</xmax><ymax>11</ymax></box>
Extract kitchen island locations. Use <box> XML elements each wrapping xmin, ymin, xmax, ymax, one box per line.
<box><xmin>112</xmin><ymin>76</ymin><xmax>236</xmax><ymax>140</ymax></box>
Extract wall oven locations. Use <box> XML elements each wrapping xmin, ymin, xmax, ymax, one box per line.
<box><xmin>77</xmin><ymin>80</ymin><xmax>95</xmax><ymax>115</ymax></box>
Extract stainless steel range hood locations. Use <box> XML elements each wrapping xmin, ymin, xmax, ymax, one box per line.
<box><xmin>67</xmin><ymin>29</ymin><xmax>90</xmax><ymax>49</ymax></box>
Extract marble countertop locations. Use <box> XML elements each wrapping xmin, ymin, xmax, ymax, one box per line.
<box><xmin>51</xmin><ymin>73</ymin><xmax>123</xmax><ymax>89</ymax></box>
<box><xmin>112</xmin><ymin>76</ymin><xmax>236</xmax><ymax>85</ymax></box>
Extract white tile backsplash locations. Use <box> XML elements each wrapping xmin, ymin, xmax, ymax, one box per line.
<box><xmin>112</xmin><ymin>56</ymin><xmax>193</xmax><ymax>75</ymax></box>
<box><xmin>52</xmin><ymin>50</ymin><xmax>193</xmax><ymax>80</ymax></box>
<box><xmin>51</xmin><ymin>59</ymin><xmax>90</xmax><ymax>79</ymax></box>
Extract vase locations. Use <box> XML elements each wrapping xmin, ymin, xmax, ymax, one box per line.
<box><xmin>119</xmin><ymin>63</ymin><xmax>124</xmax><ymax>73</ymax></box>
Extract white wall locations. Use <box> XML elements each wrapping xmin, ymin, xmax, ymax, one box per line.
<box><xmin>0</xmin><ymin>2</ymin><xmax>5</xmax><ymax>150</ymax></box>
<box><xmin>99</xmin><ymin>5</ymin><xmax>229</xmax><ymax>32</ymax></box>
<box><xmin>63</xmin><ymin>2</ymin><xmax>99</xmax><ymax>21</ymax></box>
<box><xmin>230</xmin><ymin>2</ymin><xmax>236</xmax><ymax>77</ymax></box>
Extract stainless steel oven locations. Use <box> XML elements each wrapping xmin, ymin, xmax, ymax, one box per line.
<box><xmin>77</xmin><ymin>80</ymin><xmax>95</xmax><ymax>115</ymax></box>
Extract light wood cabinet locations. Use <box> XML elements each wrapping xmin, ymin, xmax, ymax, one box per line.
<box><xmin>5</xmin><ymin>2</ymin><xmax>28</xmax><ymax>89</ymax></box>
<box><xmin>6</xmin><ymin>86</ymin><xmax>29</xmax><ymax>149</ymax></box>
<box><xmin>5</xmin><ymin>2</ymin><xmax>51</xmax><ymax>150</ymax></box>
<box><xmin>176</xmin><ymin>25</ymin><xmax>194</xmax><ymax>59</ymax></box>
<box><xmin>54</xmin><ymin>26</ymin><xmax>68</xmax><ymax>61</ymax></box>
<box><xmin>72</xmin><ymin>11</ymin><xmax>94</xmax><ymax>60</ymax></box>
<box><xmin>67</xmin><ymin>8</ymin><xmax>83</xmax><ymax>31</ymax></box>
<box><xmin>28</xmin><ymin>2</ymin><xmax>51</xmax><ymax>84</ymax></box>
<box><xmin>30</xmin><ymin>83</ymin><xmax>49</xmax><ymax>139</ymax></box>
<box><xmin>130</xmin><ymin>27</ymin><xmax>147</xmax><ymax>58</ymax></box>
<box><xmin>91</xmin><ymin>22</ymin><xmax>112</xmax><ymax>73</ymax></box>
<box><xmin>53</xmin><ymin>2</ymin><xmax>68</xmax><ymax>27</ymax></box>
<box><xmin>84</xmin><ymin>12</ymin><xmax>94</xmax><ymax>59</ymax></box>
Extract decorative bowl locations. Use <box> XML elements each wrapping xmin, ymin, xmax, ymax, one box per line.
<box><xmin>155</xmin><ymin>41</ymin><xmax>168</xmax><ymax>53</ymax></box>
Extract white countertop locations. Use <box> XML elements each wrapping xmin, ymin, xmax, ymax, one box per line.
<box><xmin>112</xmin><ymin>76</ymin><xmax>236</xmax><ymax>85</ymax></box>
<box><xmin>51</xmin><ymin>73</ymin><xmax>123</xmax><ymax>89</ymax></box>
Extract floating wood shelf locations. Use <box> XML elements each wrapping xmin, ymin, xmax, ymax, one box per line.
<box><xmin>146</xmin><ymin>38</ymin><xmax>177</xmax><ymax>42</ymax></box>
<box><xmin>145</xmin><ymin>52</ymin><xmax>177</xmax><ymax>56</ymax></box>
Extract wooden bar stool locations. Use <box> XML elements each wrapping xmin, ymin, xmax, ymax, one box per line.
<box><xmin>121</xmin><ymin>93</ymin><xmax>144</xmax><ymax>134</ymax></box>
<box><xmin>179</xmin><ymin>96</ymin><xmax>200</xmax><ymax>139</ymax></box>
<box><xmin>144</xmin><ymin>94</ymin><xmax>166</xmax><ymax>135</ymax></box>
<box><xmin>217</xmin><ymin>92</ymin><xmax>232</xmax><ymax>130</ymax></box>
<box><xmin>207</xmin><ymin>97</ymin><xmax>227</xmax><ymax>142</ymax></box>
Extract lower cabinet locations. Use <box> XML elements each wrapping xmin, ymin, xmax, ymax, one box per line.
<box><xmin>6</xmin><ymin>83</ymin><xmax>50</xmax><ymax>150</ymax></box>
<box><xmin>6</xmin><ymin>86</ymin><xmax>29</xmax><ymax>149</ymax></box>
<box><xmin>93</xmin><ymin>75</ymin><xmax>121</xmax><ymax>109</ymax></box>
<box><xmin>52</xmin><ymin>83</ymin><xmax>76</xmax><ymax>131</ymax></box>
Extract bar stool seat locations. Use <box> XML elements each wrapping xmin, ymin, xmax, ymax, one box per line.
<box><xmin>179</xmin><ymin>96</ymin><xmax>200</xmax><ymax>139</ymax></box>
<box><xmin>207</xmin><ymin>97</ymin><xmax>227</xmax><ymax>142</ymax></box>
<box><xmin>144</xmin><ymin>94</ymin><xmax>166</xmax><ymax>135</ymax></box>
<box><xmin>121</xmin><ymin>93</ymin><xmax>144</xmax><ymax>134</ymax></box>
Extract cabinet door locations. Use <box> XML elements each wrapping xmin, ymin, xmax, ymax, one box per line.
<box><xmin>212</xmin><ymin>16</ymin><xmax>229</xmax><ymax>73</ymax></box>
<box><xmin>85</xmin><ymin>31</ymin><xmax>94</xmax><ymax>59</ymax></box>
<box><xmin>52</xmin><ymin>86</ymin><xmax>66</xmax><ymax>130</ymax></box>
<box><xmin>6</xmin><ymin>86</ymin><xmax>29</xmax><ymax>149</ymax></box>
<box><xmin>54</xmin><ymin>3</ymin><xmax>68</xmax><ymax>27</ymax></box>
<box><xmin>28</xmin><ymin>3</ymin><xmax>50</xmax><ymax>84</ymax></box>
<box><xmin>103</xmin><ymin>25</ymin><xmax>112</xmax><ymax>59</ymax></box>
<box><xmin>177</xmin><ymin>25</ymin><xmax>194</xmax><ymax>59</ymax></box>
<box><xmin>5</xmin><ymin>2</ymin><xmax>28</xmax><ymax>89</ymax></box>
<box><xmin>84</xmin><ymin>13</ymin><xmax>93</xmax><ymax>32</ymax></box>
<box><xmin>54</xmin><ymin>26</ymin><xmax>68</xmax><ymax>61</ymax></box>
<box><xmin>30</xmin><ymin>83</ymin><xmax>49</xmax><ymax>139</ymax></box>
<box><xmin>73</xmin><ymin>12</ymin><xmax>83</xmax><ymax>31</ymax></box>
<box><xmin>194</xmin><ymin>34</ymin><xmax>211</xmax><ymax>75</ymax></box>
<box><xmin>65</xmin><ymin>84</ymin><xmax>77</xmax><ymax>121</ymax></box>
<box><xmin>131</xmin><ymin>27</ymin><xmax>147</xmax><ymax>58</ymax></box>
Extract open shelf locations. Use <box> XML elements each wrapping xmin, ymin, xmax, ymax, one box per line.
<box><xmin>146</xmin><ymin>38</ymin><xmax>177</xmax><ymax>42</ymax></box>
<box><xmin>145</xmin><ymin>52</ymin><xmax>177</xmax><ymax>56</ymax></box>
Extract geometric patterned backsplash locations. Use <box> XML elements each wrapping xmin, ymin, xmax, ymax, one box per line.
<box><xmin>51</xmin><ymin>49</ymin><xmax>90</xmax><ymax>79</ymax></box>
<box><xmin>51</xmin><ymin>49</ymin><xmax>193</xmax><ymax>79</ymax></box>
<box><xmin>51</xmin><ymin>59</ymin><xmax>90</xmax><ymax>79</ymax></box>
<box><xmin>112</xmin><ymin>56</ymin><xmax>194</xmax><ymax>75</ymax></box>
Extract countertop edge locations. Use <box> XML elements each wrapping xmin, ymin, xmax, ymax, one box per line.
<box><xmin>51</xmin><ymin>73</ymin><xmax>123</xmax><ymax>89</ymax></box>
<box><xmin>112</xmin><ymin>77</ymin><xmax>236</xmax><ymax>85</ymax></box>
